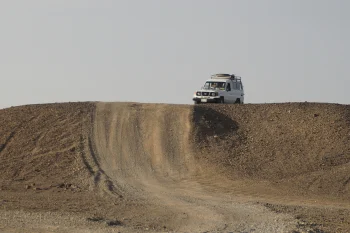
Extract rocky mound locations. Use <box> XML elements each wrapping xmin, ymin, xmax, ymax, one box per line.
<box><xmin>0</xmin><ymin>101</ymin><xmax>349</xmax><ymax>232</ymax></box>
<box><xmin>192</xmin><ymin>102</ymin><xmax>350</xmax><ymax>200</ymax></box>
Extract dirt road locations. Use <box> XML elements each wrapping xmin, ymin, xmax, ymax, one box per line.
<box><xmin>0</xmin><ymin>102</ymin><xmax>349</xmax><ymax>232</ymax></box>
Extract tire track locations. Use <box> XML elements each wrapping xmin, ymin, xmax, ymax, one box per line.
<box><xmin>78</xmin><ymin>105</ymin><xmax>122</xmax><ymax>198</ymax></box>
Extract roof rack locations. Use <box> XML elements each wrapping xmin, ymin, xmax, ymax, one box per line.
<box><xmin>211</xmin><ymin>73</ymin><xmax>241</xmax><ymax>81</ymax></box>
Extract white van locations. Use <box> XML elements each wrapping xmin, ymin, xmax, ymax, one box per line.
<box><xmin>192</xmin><ymin>74</ymin><xmax>244</xmax><ymax>104</ymax></box>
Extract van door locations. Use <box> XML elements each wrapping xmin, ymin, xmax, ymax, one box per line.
<box><xmin>232</xmin><ymin>80</ymin><xmax>243</xmax><ymax>103</ymax></box>
<box><xmin>225</xmin><ymin>82</ymin><xmax>235</xmax><ymax>103</ymax></box>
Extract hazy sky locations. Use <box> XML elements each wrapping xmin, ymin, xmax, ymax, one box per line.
<box><xmin>1</xmin><ymin>0</ymin><xmax>349</xmax><ymax>109</ymax></box>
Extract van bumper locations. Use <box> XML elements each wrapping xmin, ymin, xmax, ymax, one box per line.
<box><xmin>193</xmin><ymin>97</ymin><xmax>221</xmax><ymax>103</ymax></box>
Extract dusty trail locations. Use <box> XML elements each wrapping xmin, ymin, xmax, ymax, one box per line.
<box><xmin>92</xmin><ymin>102</ymin><xmax>296</xmax><ymax>232</ymax></box>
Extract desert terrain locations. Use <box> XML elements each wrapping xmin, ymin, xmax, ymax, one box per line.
<box><xmin>0</xmin><ymin>101</ymin><xmax>349</xmax><ymax>232</ymax></box>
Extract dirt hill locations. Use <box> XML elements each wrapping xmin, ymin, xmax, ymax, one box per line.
<box><xmin>0</xmin><ymin>102</ymin><xmax>349</xmax><ymax>232</ymax></box>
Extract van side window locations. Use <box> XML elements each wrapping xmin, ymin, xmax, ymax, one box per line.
<box><xmin>226</xmin><ymin>83</ymin><xmax>231</xmax><ymax>91</ymax></box>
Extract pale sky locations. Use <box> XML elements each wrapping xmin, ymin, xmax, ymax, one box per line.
<box><xmin>1</xmin><ymin>0</ymin><xmax>349</xmax><ymax>109</ymax></box>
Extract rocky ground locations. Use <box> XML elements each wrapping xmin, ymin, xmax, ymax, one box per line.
<box><xmin>0</xmin><ymin>101</ymin><xmax>349</xmax><ymax>232</ymax></box>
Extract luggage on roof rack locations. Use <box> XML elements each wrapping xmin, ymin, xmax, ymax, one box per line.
<box><xmin>211</xmin><ymin>73</ymin><xmax>241</xmax><ymax>80</ymax></box>
<box><xmin>215</xmin><ymin>73</ymin><xmax>231</xmax><ymax>77</ymax></box>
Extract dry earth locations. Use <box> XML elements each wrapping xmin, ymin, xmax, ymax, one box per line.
<box><xmin>0</xmin><ymin>101</ymin><xmax>349</xmax><ymax>232</ymax></box>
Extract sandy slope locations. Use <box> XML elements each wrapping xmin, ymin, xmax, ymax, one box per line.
<box><xmin>91</xmin><ymin>102</ymin><xmax>296</xmax><ymax>232</ymax></box>
<box><xmin>0</xmin><ymin>101</ymin><xmax>349</xmax><ymax>232</ymax></box>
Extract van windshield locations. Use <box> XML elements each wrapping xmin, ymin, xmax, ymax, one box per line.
<box><xmin>204</xmin><ymin>82</ymin><xmax>226</xmax><ymax>90</ymax></box>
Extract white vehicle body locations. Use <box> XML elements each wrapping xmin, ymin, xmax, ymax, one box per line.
<box><xmin>192</xmin><ymin>74</ymin><xmax>244</xmax><ymax>104</ymax></box>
